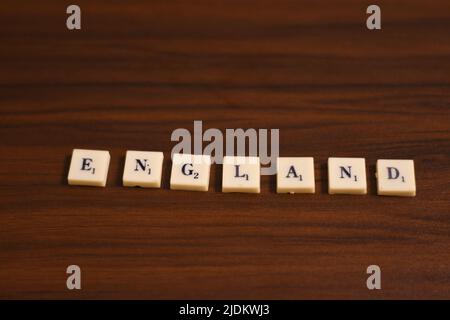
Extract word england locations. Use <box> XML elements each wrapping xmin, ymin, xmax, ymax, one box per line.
<box><xmin>68</xmin><ymin>149</ymin><xmax>416</xmax><ymax>196</ymax></box>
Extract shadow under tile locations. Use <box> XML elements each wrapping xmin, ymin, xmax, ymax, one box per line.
<box><xmin>368</xmin><ymin>163</ymin><xmax>377</xmax><ymax>195</ymax></box>
<box><xmin>214</xmin><ymin>163</ymin><xmax>222</xmax><ymax>192</ymax></box>
<box><xmin>61</xmin><ymin>154</ymin><xmax>72</xmax><ymax>185</ymax></box>
<box><xmin>115</xmin><ymin>155</ymin><xmax>126</xmax><ymax>187</ymax></box>
<box><xmin>320</xmin><ymin>162</ymin><xmax>328</xmax><ymax>194</ymax></box>
<box><xmin>269</xmin><ymin>172</ymin><xmax>277</xmax><ymax>193</ymax></box>
<box><xmin>161</xmin><ymin>159</ymin><xmax>172</xmax><ymax>190</ymax></box>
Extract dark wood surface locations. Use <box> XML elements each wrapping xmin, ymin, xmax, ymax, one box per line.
<box><xmin>0</xmin><ymin>0</ymin><xmax>449</xmax><ymax>299</ymax></box>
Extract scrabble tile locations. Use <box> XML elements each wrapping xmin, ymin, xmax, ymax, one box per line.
<box><xmin>170</xmin><ymin>153</ymin><xmax>211</xmax><ymax>191</ymax></box>
<box><xmin>277</xmin><ymin>157</ymin><xmax>315</xmax><ymax>194</ymax></box>
<box><xmin>376</xmin><ymin>159</ymin><xmax>416</xmax><ymax>197</ymax></box>
<box><xmin>222</xmin><ymin>156</ymin><xmax>260</xmax><ymax>193</ymax></box>
<box><xmin>328</xmin><ymin>157</ymin><xmax>367</xmax><ymax>195</ymax></box>
<box><xmin>123</xmin><ymin>151</ymin><xmax>164</xmax><ymax>188</ymax></box>
<box><xmin>68</xmin><ymin>149</ymin><xmax>110</xmax><ymax>187</ymax></box>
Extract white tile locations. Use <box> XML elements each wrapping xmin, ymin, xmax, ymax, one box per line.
<box><xmin>123</xmin><ymin>151</ymin><xmax>163</xmax><ymax>188</ymax></box>
<box><xmin>170</xmin><ymin>153</ymin><xmax>211</xmax><ymax>191</ymax></box>
<box><xmin>68</xmin><ymin>149</ymin><xmax>110</xmax><ymax>187</ymax></box>
<box><xmin>222</xmin><ymin>156</ymin><xmax>260</xmax><ymax>193</ymax></box>
<box><xmin>328</xmin><ymin>157</ymin><xmax>367</xmax><ymax>194</ymax></box>
<box><xmin>377</xmin><ymin>159</ymin><xmax>416</xmax><ymax>197</ymax></box>
<box><xmin>277</xmin><ymin>157</ymin><xmax>315</xmax><ymax>194</ymax></box>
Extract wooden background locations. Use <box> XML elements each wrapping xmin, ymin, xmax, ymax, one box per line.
<box><xmin>0</xmin><ymin>0</ymin><xmax>449</xmax><ymax>299</ymax></box>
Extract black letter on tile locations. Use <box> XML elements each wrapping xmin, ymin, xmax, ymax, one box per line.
<box><xmin>234</xmin><ymin>165</ymin><xmax>245</xmax><ymax>178</ymax></box>
<box><xmin>340</xmin><ymin>166</ymin><xmax>352</xmax><ymax>179</ymax></box>
<box><xmin>387</xmin><ymin>167</ymin><xmax>400</xmax><ymax>179</ymax></box>
<box><xmin>182</xmin><ymin>163</ymin><xmax>194</xmax><ymax>176</ymax></box>
<box><xmin>286</xmin><ymin>166</ymin><xmax>299</xmax><ymax>178</ymax></box>
<box><xmin>81</xmin><ymin>158</ymin><xmax>93</xmax><ymax>171</ymax></box>
<box><xmin>135</xmin><ymin>159</ymin><xmax>148</xmax><ymax>171</ymax></box>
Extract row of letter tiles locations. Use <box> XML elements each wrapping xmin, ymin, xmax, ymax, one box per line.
<box><xmin>67</xmin><ymin>150</ymin><xmax>416</xmax><ymax>196</ymax></box>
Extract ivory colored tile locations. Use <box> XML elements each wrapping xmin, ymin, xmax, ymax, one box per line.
<box><xmin>123</xmin><ymin>151</ymin><xmax>163</xmax><ymax>188</ymax></box>
<box><xmin>170</xmin><ymin>153</ymin><xmax>211</xmax><ymax>191</ymax></box>
<box><xmin>277</xmin><ymin>157</ymin><xmax>315</xmax><ymax>194</ymax></box>
<box><xmin>328</xmin><ymin>157</ymin><xmax>367</xmax><ymax>195</ymax></box>
<box><xmin>376</xmin><ymin>159</ymin><xmax>416</xmax><ymax>196</ymax></box>
<box><xmin>222</xmin><ymin>156</ymin><xmax>260</xmax><ymax>193</ymax></box>
<box><xmin>68</xmin><ymin>149</ymin><xmax>110</xmax><ymax>187</ymax></box>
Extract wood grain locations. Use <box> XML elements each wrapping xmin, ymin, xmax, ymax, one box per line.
<box><xmin>0</xmin><ymin>0</ymin><xmax>449</xmax><ymax>299</ymax></box>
